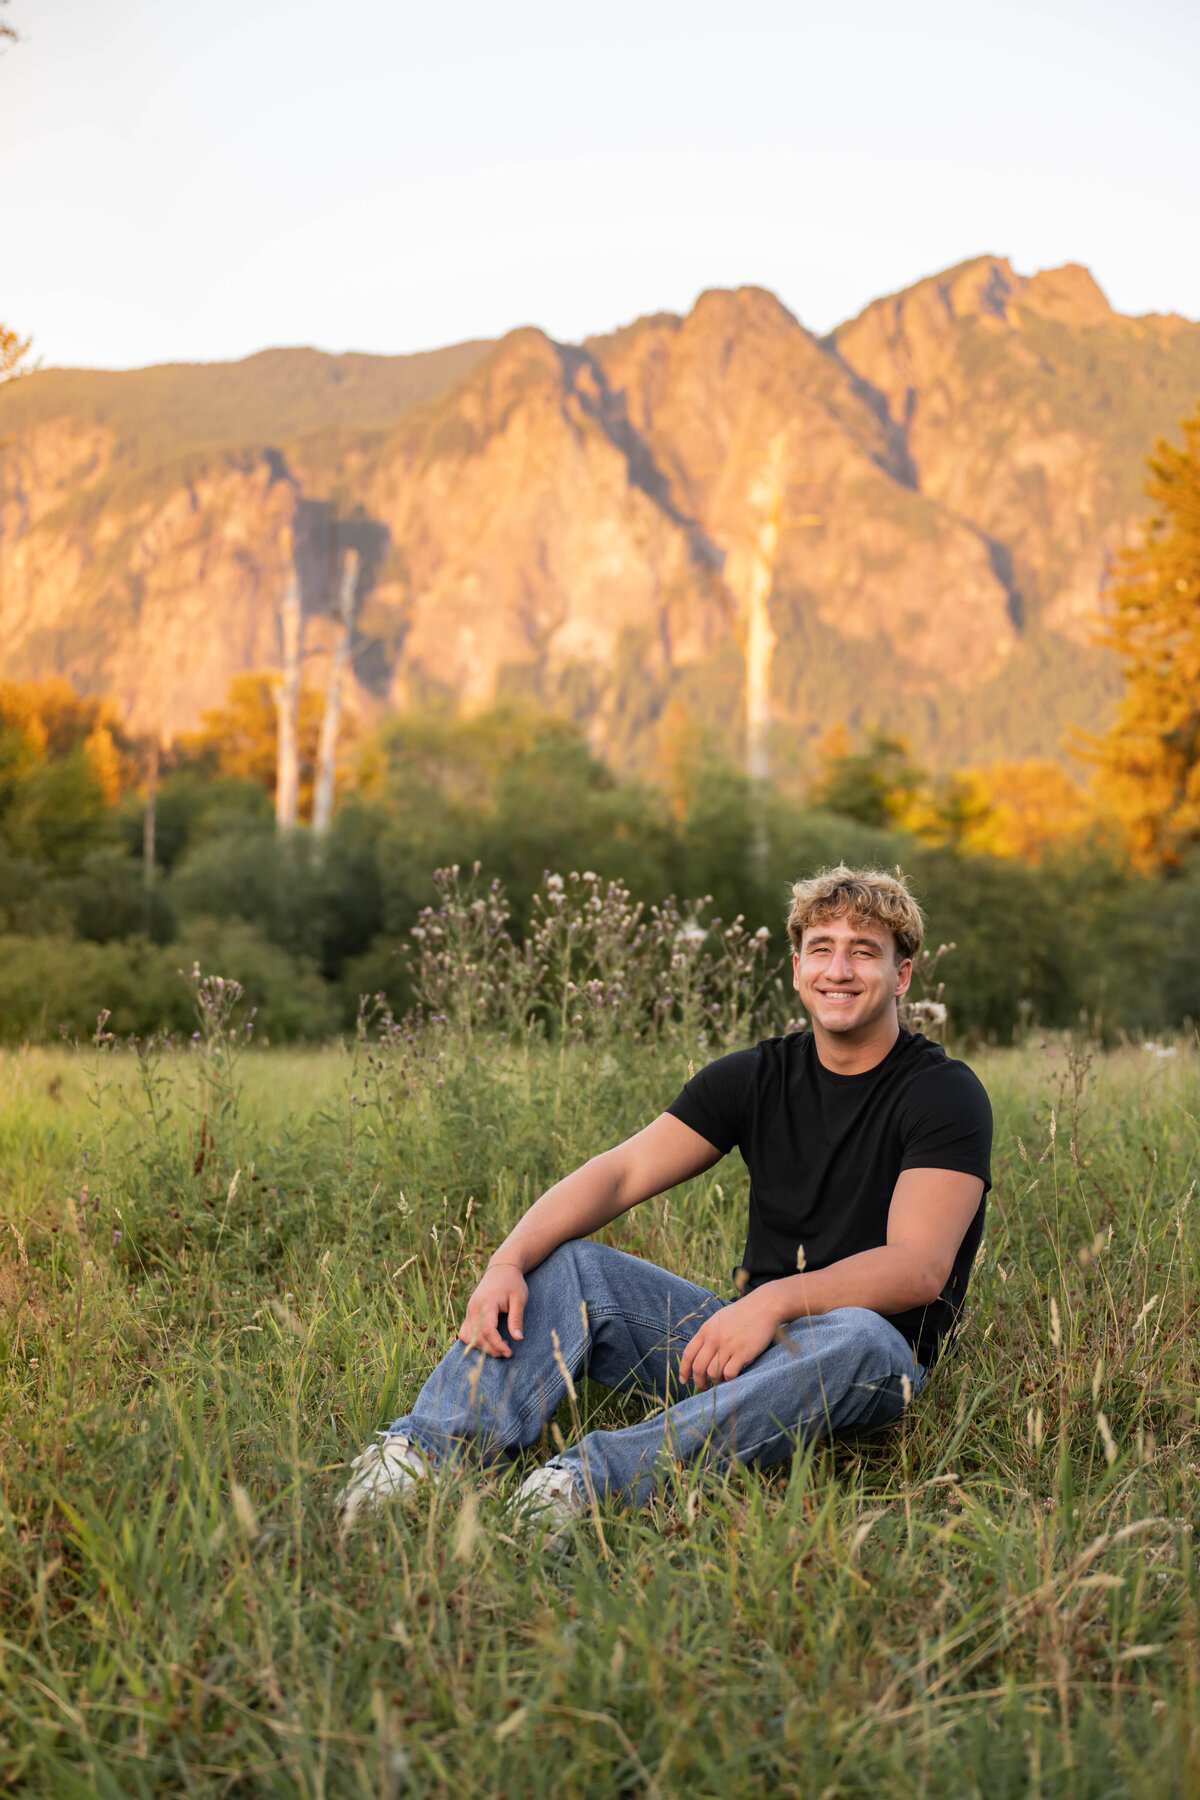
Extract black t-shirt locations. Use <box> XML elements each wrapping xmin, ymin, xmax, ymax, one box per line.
<box><xmin>666</xmin><ymin>1029</ymin><xmax>992</xmax><ymax>1366</ymax></box>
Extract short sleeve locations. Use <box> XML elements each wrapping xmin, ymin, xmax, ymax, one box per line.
<box><xmin>665</xmin><ymin>1047</ymin><xmax>758</xmax><ymax>1155</ymax></box>
<box><xmin>898</xmin><ymin>1061</ymin><xmax>993</xmax><ymax>1190</ymax></box>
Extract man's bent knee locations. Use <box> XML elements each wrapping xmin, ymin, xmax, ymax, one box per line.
<box><xmin>536</xmin><ymin>1238</ymin><xmax>618</xmax><ymax>1283</ymax></box>
<box><xmin>825</xmin><ymin>1305</ymin><xmax>918</xmax><ymax>1358</ymax></box>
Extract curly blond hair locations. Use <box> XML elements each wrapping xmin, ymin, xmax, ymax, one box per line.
<box><xmin>785</xmin><ymin>864</ymin><xmax>924</xmax><ymax>962</ymax></box>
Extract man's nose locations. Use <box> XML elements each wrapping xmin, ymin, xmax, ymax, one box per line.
<box><xmin>828</xmin><ymin>947</ymin><xmax>855</xmax><ymax>982</ymax></box>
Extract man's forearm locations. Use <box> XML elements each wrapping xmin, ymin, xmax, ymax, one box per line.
<box><xmin>488</xmin><ymin>1151</ymin><xmax>630</xmax><ymax>1276</ymax></box>
<box><xmin>757</xmin><ymin>1242</ymin><xmax>946</xmax><ymax>1327</ymax></box>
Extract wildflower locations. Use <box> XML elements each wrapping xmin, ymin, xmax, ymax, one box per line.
<box><xmin>906</xmin><ymin>1000</ymin><xmax>948</xmax><ymax>1029</ymax></box>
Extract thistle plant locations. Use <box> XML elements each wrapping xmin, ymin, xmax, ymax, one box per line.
<box><xmin>900</xmin><ymin>940</ymin><xmax>956</xmax><ymax>1043</ymax></box>
<box><xmin>400</xmin><ymin>864</ymin><xmax>785</xmax><ymax>1055</ymax></box>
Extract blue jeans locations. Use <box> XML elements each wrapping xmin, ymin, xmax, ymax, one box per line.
<box><xmin>390</xmin><ymin>1240</ymin><xmax>926</xmax><ymax>1507</ymax></box>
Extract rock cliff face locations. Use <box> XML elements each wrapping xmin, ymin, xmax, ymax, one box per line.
<box><xmin>2</xmin><ymin>258</ymin><xmax>1198</xmax><ymax>771</ymax></box>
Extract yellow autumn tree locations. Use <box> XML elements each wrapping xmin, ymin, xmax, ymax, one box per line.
<box><xmin>0</xmin><ymin>678</ymin><xmax>134</xmax><ymax>798</ymax></box>
<box><xmin>185</xmin><ymin>673</ymin><xmax>328</xmax><ymax>819</ymax></box>
<box><xmin>948</xmin><ymin>760</ymin><xmax>1097</xmax><ymax>863</ymax></box>
<box><xmin>810</xmin><ymin>723</ymin><xmax>1100</xmax><ymax>864</ymax></box>
<box><xmin>1092</xmin><ymin>409</ymin><xmax>1200</xmax><ymax>865</ymax></box>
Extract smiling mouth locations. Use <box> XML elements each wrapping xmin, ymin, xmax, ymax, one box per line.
<box><xmin>817</xmin><ymin>991</ymin><xmax>860</xmax><ymax>1003</ymax></box>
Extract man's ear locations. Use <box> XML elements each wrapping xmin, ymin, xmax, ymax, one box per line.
<box><xmin>894</xmin><ymin>956</ymin><xmax>913</xmax><ymax>999</ymax></box>
<box><xmin>792</xmin><ymin>950</ymin><xmax>802</xmax><ymax>993</ymax></box>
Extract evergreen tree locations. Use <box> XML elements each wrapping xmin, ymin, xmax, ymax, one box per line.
<box><xmin>1094</xmin><ymin>410</ymin><xmax>1200</xmax><ymax>865</ymax></box>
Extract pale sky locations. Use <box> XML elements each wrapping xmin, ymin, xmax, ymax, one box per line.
<box><xmin>5</xmin><ymin>0</ymin><xmax>1199</xmax><ymax>371</ymax></box>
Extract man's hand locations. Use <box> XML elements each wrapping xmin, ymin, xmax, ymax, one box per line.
<box><xmin>458</xmin><ymin>1262</ymin><xmax>529</xmax><ymax>1358</ymax></box>
<box><xmin>677</xmin><ymin>1289</ymin><xmax>780</xmax><ymax>1392</ymax></box>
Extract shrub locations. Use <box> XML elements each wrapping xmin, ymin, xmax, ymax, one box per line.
<box><xmin>0</xmin><ymin>935</ymin><xmax>192</xmax><ymax>1043</ymax></box>
<box><xmin>0</xmin><ymin>922</ymin><xmax>335</xmax><ymax>1044</ymax></box>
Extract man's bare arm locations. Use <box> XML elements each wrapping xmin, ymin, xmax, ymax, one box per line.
<box><xmin>459</xmin><ymin>1113</ymin><xmax>722</xmax><ymax>1357</ymax></box>
<box><xmin>760</xmin><ymin>1167</ymin><xmax>984</xmax><ymax>1322</ymax></box>
<box><xmin>678</xmin><ymin>1168</ymin><xmax>984</xmax><ymax>1389</ymax></box>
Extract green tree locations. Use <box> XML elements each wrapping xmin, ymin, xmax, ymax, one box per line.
<box><xmin>0</xmin><ymin>680</ymin><xmax>133</xmax><ymax>869</ymax></box>
<box><xmin>1094</xmin><ymin>408</ymin><xmax>1200</xmax><ymax>865</ymax></box>
<box><xmin>811</xmin><ymin>730</ymin><xmax>925</xmax><ymax>830</ymax></box>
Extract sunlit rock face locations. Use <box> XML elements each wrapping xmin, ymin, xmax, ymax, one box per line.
<box><xmin>3</xmin><ymin>259</ymin><xmax>1198</xmax><ymax>770</ymax></box>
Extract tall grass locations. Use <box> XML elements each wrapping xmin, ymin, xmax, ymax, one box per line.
<box><xmin>1</xmin><ymin>897</ymin><xmax>1198</xmax><ymax>1794</ymax></box>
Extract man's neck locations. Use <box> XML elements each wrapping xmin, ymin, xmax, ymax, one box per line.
<box><xmin>812</xmin><ymin>1011</ymin><xmax>901</xmax><ymax>1076</ymax></box>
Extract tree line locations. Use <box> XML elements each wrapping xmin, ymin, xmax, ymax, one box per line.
<box><xmin>0</xmin><ymin>683</ymin><xmax>1195</xmax><ymax>1048</ymax></box>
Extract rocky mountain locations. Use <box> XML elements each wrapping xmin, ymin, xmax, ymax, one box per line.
<box><xmin>3</xmin><ymin>257</ymin><xmax>1198</xmax><ymax>778</ymax></box>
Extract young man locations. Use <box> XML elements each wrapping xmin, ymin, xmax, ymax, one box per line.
<box><xmin>336</xmin><ymin>866</ymin><xmax>991</xmax><ymax>1533</ymax></box>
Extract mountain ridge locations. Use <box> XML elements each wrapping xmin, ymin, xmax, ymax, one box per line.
<box><xmin>3</xmin><ymin>256</ymin><xmax>1199</xmax><ymax>775</ymax></box>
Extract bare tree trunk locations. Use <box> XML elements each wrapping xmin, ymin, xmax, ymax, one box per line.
<box><xmin>312</xmin><ymin>547</ymin><xmax>359</xmax><ymax>837</ymax></box>
<box><xmin>734</xmin><ymin>433</ymin><xmax>787</xmax><ymax>878</ymax></box>
<box><xmin>744</xmin><ymin>477</ymin><xmax>782</xmax><ymax>785</ymax></box>
<box><xmin>143</xmin><ymin>739</ymin><xmax>158</xmax><ymax>890</ymax></box>
<box><xmin>275</xmin><ymin>567</ymin><xmax>302</xmax><ymax>831</ymax></box>
<box><xmin>723</xmin><ymin>434</ymin><xmax>822</xmax><ymax>881</ymax></box>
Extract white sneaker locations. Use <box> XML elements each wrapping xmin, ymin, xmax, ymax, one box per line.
<box><xmin>334</xmin><ymin>1433</ymin><xmax>427</xmax><ymax>1530</ymax></box>
<box><xmin>511</xmin><ymin>1463</ymin><xmax>587</xmax><ymax>1551</ymax></box>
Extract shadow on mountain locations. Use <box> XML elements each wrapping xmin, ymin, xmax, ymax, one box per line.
<box><xmin>552</xmin><ymin>341</ymin><xmax>726</xmax><ymax>575</ymax></box>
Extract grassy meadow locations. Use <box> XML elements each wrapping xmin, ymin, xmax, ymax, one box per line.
<box><xmin>1</xmin><ymin>1002</ymin><xmax>1199</xmax><ymax>1796</ymax></box>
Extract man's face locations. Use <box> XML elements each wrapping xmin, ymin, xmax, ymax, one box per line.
<box><xmin>793</xmin><ymin>912</ymin><xmax>912</xmax><ymax>1038</ymax></box>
